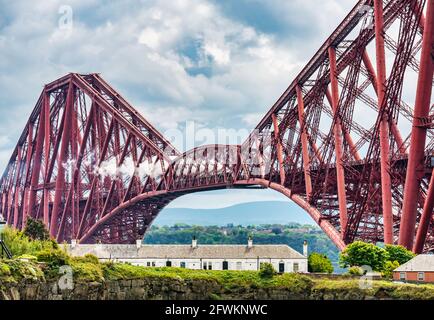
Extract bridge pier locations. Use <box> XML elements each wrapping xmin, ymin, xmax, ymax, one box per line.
<box><xmin>400</xmin><ymin>0</ymin><xmax>434</xmax><ymax>250</ymax></box>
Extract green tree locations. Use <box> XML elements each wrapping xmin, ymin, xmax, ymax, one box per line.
<box><xmin>271</xmin><ymin>227</ymin><xmax>282</xmax><ymax>234</ymax></box>
<box><xmin>259</xmin><ymin>263</ymin><xmax>276</xmax><ymax>278</ymax></box>
<box><xmin>308</xmin><ymin>252</ymin><xmax>334</xmax><ymax>273</ymax></box>
<box><xmin>23</xmin><ymin>217</ymin><xmax>50</xmax><ymax>241</ymax></box>
<box><xmin>382</xmin><ymin>260</ymin><xmax>400</xmax><ymax>279</ymax></box>
<box><xmin>384</xmin><ymin>245</ymin><xmax>415</xmax><ymax>265</ymax></box>
<box><xmin>339</xmin><ymin>241</ymin><xmax>388</xmax><ymax>271</ymax></box>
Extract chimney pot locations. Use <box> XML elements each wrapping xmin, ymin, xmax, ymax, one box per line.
<box><xmin>303</xmin><ymin>240</ymin><xmax>308</xmax><ymax>257</ymax></box>
<box><xmin>192</xmin><ymin>236</ymin><xmax>197</xmax><ymax>248</ymax></box>
<box><xmin>247</xmin><ymin>236</ymin><xmax>253</xmax><ymax>248</ymax></box>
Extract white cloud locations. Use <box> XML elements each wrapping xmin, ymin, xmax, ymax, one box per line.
<box><xmin>0</xmin><ymin>136</ymin><xmax>10</xmax><ymax>148</ymax></box>
<box><xmin>241</xmin><ymin>113</ymin><xmax>264</xmax><ymax>127</ymax></box>
<box><xmin>166</xmin><ymin>188</ymin><xmax>290</xmax><ymax>209</ymax></box>
<box><xmin>203</xmin><ymin>41</ymin><xmax>230</xmax><ymax>65</ymax></box>
<box><xmin>138</xmin><ymin>27</ymin><xmax>161</xmax><ymax>49</ymax></box>
<box><xmin>0</xmin><ymin>0</ymin><xmax>353</xmax><ymax>182</ymax></box>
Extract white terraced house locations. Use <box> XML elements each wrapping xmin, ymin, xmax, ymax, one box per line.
<box><xmin>68</xmin><ymin>238</ymin><xmax>309</xmax><ymax>273</ymax></box>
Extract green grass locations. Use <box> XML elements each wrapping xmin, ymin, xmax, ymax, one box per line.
<box><xmin>1</xmin><ymin>227</ymin><xmax>58</xmax><ymax>257</ymax></box>
<box><xmin>1</xmin><ymin>257</ymin><xmax>434</xmax><ymax>299</ymax></box>
<box><xmin>311</xmin><ymin>278</ymin><xmax>434</xmax><ymax>300</ymax></box>
<box><xmin>0</xmin><ymin>259</ymin><xmax>45</xmax><ymax>283</ymax></box>
<box><xmin>1</xmin><ymin>227</ymin><xmax>433</xmax><ymax>299</ymax></box>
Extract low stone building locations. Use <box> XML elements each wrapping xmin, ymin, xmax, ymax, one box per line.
<box><xmin>68</xmin><ymin>238</ymin><xmax>308</xmax><ymax>273</ymax></box>
<box><xmin>393</xmin><ymin>254</ymin><xmax>434</xmax><ymax>283</ymax></box>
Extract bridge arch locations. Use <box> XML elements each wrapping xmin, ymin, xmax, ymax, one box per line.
<box><xmin>78</xmin><ymin>175</ymin><xmax>346</xmax><ymax>251</ymax></box>
<box><xmin>2</xmin><ymin>0</ymin><xmax>434</xmax><ymax>253</ymax></box>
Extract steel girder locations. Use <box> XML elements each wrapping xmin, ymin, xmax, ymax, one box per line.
<box><xmin>0</xmin><ymin>0</ymin><xmax>434</xmax><ymax>253</ymax></box>
<box><xmin>242</xmin><ymin>0</ymin><xmax>434</xmax><ymax>253</ymax></box>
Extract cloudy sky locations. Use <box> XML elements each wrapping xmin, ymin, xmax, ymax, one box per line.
<box><xmin>0</xmin><ymin>0</ymin><xmax>355</xmax><ymax>209</ymax></box>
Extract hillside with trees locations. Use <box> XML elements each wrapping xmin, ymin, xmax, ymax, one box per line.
<box><xmin>144</xmin><ymin>223</ymin><xmax>341</xmax><ymax>270</ymax></box>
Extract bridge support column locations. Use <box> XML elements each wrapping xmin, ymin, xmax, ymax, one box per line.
<box><xmin>43</xmin><ymin>90</ymin><xmax>51</xmax><ymax>226</ymax></box>
<box><xmin>296</xmin><ymin>85</ymin><xmax>312</xmax><ymax>200</ymax></box>
<box><xmin>50</xmin><ymin>81</ymin><xmax>74</xmax><ymax>237</ymax></box>
<box><xmin>400</xmin><ymin>0</ymin><xmax>434</xmax><ymax>250</ymax></box>
<box><xmin>21</xmin><ymin>122</ymin><xmax>34</xmax><ymax>225</ymax></box>
<box><xmin>13</xmin><ymin>147</ymin><xmax>22</xmax><ymax>228</ymax></box>
<box><xmin>328</xmin><ymin>46</ymin><xmax>348</xmax><ymax>235</ymax></box>
<box><xmin>27</xmin><ymin>93</ymin><xmax>48</xmax><ymax>221</ymax></box>
<box><xmin>272</xmin><ymin>114</ymin><xmax>286</xmax><ymax>185</ymax></box>
<box><xmin>414</xmin><ymin>168</ymin><xmax>434</xmax><ymax>253</ymax></box>
<box><xmin>374</xmin><ymin>0</ymin><xmax>393</xmax><ymax>245</ymax></box>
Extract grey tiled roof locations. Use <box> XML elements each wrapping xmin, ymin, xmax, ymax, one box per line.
<box><xmin>68</xmin><ymin>244</ymin><xmax>306</xmax><ymax>260</ymax></box>
<box><xmin>394</xmin><ymin>254</ymin><xmax>434</xmax><ymax>272</ymax></box>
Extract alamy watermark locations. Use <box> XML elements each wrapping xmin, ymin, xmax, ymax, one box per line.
<box><xmin>358</xmin><ymin>5</ymin><xmax>375</xmax><ymax>30</ymax></box>
<box><xmin>58</xmin><ymin>5</ymin><xmax>73</xmax><ymax>38</ymax></box>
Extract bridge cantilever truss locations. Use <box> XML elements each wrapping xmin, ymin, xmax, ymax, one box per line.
<box><xmin>1</xmin><ymin>0</ymin><xmax>433</xmax><ymax>253</ymax></box>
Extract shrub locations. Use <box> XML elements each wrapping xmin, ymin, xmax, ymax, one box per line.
<box><xmin>23</xmin><ymin>217</ymin><xmax>50</xmax><ymax>241</ymax></box>
<box><xmin>15</xmin><ymin>254</ymin><xmax>37</xmax><ymax>261</ymax></box>
<box><xmin>36</xmin><ymin>249</ymin><xmax>70</xmax><ymax>267</ymax></box>
<box><xmin>382</xmin><ymin>260</ymin><xmax>400</xmax><ymax>279</ymax></box>
<box><xmin>0</xmin><ymin>261</ymin><xmax>11</xmax><ymax>276</ymax></box>
<box><xmin>384</xmin><ymin>245</ymin><xmax>415</xmax><ymax>265</ymax></box>
<box><xmin>3</xmin><ymin>259</ymin><xmax>45</xmax><ymax>281</ymax></box>
<box><xmin>308</xmin><ymin>253</ymin><xmax>334</xmax><ymax>274</ymax></box>
<box><xmin>259</xmin><ymin>263</ymin><xmax>276</xmax><ymax>279</ymax></box>
<box><xmin>1</xmin><ymin>226</ymin><xmax>57</xmax><ymax>257</ymax></box>
<box><xmin>339</xmin><ymin>241</ymin><xmax>388</xmax><ymax>271</ymax></box>
<box><xmin>348</xmin><ymin>266</ymin><xmax>364</xmax><ymax>276</ymax></box>
<box><xmin>102</xmin><ymin>262</ymin><xmax>148</xmax><ymax>280</ymax></box>
<box><xmin>273</xmin><ymin>273</ymin><xmax>314</xmax><ymax>296</ymax></box>
<box><xmin>72</xmin><ymin>254</ymin><xmax>100</xmax><ymax>265</ymax></box>
<box><xmin>70</xmin><ymin>261</ymin><xmax>104</xmax><ymax>282</ymax></box>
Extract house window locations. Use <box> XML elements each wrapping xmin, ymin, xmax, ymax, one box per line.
<box><xmin>236</xmin><ymin>262</ymin><xmax>242</xmax><ymax>270</ymax></box>
<box><xmin>203</xmin><ymin>262</ymin><xmax>207</xmax><ymax>270</ymax></box>
<box><xmin>222</xmin><ymin>261</ymin><xmax>229</xmax><ymax>270</ymax></box>
<box><xmin>146</xmin><ymin>262</ymin><xmax>151</xmax><ymax>267</ymax></box>
<box><xmin>293</xmin><ymin>263</ymin><xmax>299</xmax><ymax>273</ymax></box>
<box><xmin>400</xmin><ymin>272</ymin><xmax>406</xmax><ymax>281</ymax></box>
<box><xmin>279</xmin><ymin>262</ymin><xmax>285</xmax><ymax>273</ymax></box>
<box><xmin>418</xmin><ymin>272</ymin><xmax>425</xmax><ymax>281</ymax></box>
<box><xmin>166</xmin><ymin>260</ymin><xmax>172</xmax><ymax>267</ymax></box>
<box><xmin>208</xmin><ymin>263</ymin><xmax>212</xmax><ymax>270</ymax></box>
<box><xmin>180</xmin><ymin>262</ymin><xmax>186</xmax><ymax>268</ymax></box>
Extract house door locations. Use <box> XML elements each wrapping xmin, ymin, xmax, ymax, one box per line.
<box><xmin>222</xmin><ymin>261</ymin><xmax>229</xmax><ymax>270</ymax></box>
<box><xmin>279</xmin><ymin>262</ymin><xmax>285</xmax><ymax>273</ymax></box>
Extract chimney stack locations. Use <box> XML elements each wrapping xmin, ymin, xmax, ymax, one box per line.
<box><xmin>247</xmin><ymin>236</ymin><xmax>253</xmax><ymax>248</ymax></box>
<box><xmin>136</xmin><ymin>239</ymin><xmax>142</xmax><ymax>249</ymax></box>
<box><xmin>303</xmin><ymin>240</ymin><xmax>308</xmax><ymax>257</ymax></box>
<box><xmin>192</xmin><ymin>236</ymin><xmax>197</xmax><ymax>248</ymax></box>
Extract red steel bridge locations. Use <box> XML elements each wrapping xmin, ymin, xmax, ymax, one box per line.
<box><xmin>0</xmin><ymin>0</ymin><xmax>433</xmax><ymax>253</ymax></box>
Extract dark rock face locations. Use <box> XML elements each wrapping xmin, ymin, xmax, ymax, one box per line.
<box><xmin>0</xmin><ymin>277</ymin><xmax>309</xmax><ymax>300</ymax></box>
<box><xmin>0</xmin><ymin>278</ymin><xmax>402</xmax><ymax>300</ymax></box>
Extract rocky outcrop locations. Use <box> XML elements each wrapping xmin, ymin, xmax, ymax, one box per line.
<box><xmin>1</xmin><ymin>276</ymin><xmax>432</xmax><ymax>300</ymax></box>
<box><xmin>0</xmin><ymin>277</ymin><xmax>311</xmax><ymax>300</ymax></box>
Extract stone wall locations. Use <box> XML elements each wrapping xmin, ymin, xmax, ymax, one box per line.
<box><xmin>1</xmin><ymin>276</ymin><xmax>428</xmax><ymax>300</ymax></box>
<box><xmin>0</xmin><ymin>277</ymin><xmax>313</xmax><ymax>300</ymax></box>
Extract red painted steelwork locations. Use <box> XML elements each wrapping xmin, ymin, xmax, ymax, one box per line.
<box><xmin>400</xmin><ymin>0</ymin><xmax>434</xmax><ymax>249</ymax></box>
<box><xmin>1</xmin><ymin>0</ymin><xmax>433</xmax><ymax>253</ymax></box>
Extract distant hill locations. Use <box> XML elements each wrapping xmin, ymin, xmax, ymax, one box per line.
<box><xmin>153</xmin><ymin>201</ymin><xmax>316</xmax><ymax>227</ymax></box>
